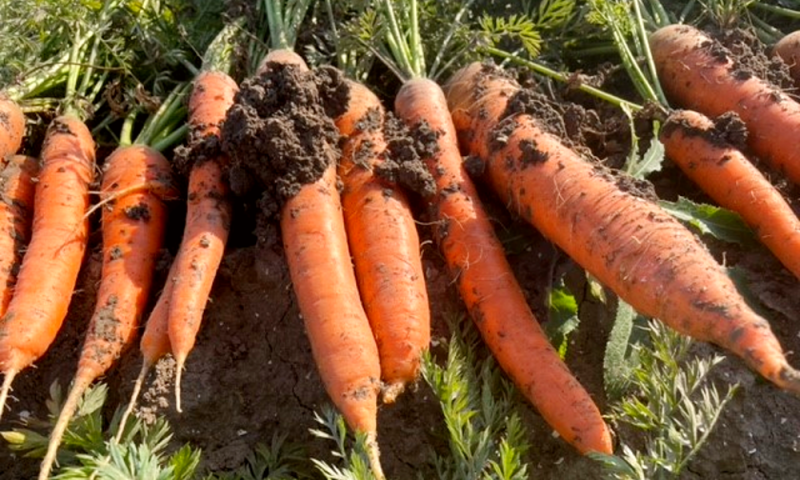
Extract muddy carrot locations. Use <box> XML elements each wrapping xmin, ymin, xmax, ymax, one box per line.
<box><xmin>0</xmin><ymin>96</ymin><xmax>25</xmax><ymax>159</ymax></box>
<box><xmin>649</xmin><ymin>24</ymin><xmax>800</xmax><ymax>186</ymax></box>
<box><xmin>445</xmin><ymin>62</ymin><xmax>800</xmax><ymax>396</ymax></box>
<box><xmin>774</xmin><ymin>30</ymin><xmax>800</xmax><ymax>86</ymax></box>
<box><xmin>335</xmin><ymin>80</ymin><xmax>430</xmax><ymax>404</ymax></box>
<box><xmin>38</xmin><ymin>145</ymin><xmax>174</xmax><ymax>480</ymax></box>
<box><xmin>0</xmin><ymin>115</ymin><xmax>95</xmax><ymax>419</ymax></box>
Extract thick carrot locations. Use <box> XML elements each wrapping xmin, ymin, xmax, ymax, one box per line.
<box><xmin>661</xmin><ymin>109</ymin><xmax>800</xmax><ymax>280</ymax></box>
<box><xmin>396</xmin><ymin>77</ymin><xmax>612</xmax><ymax>454</ymax></box>
<box><xmin>335</xmin><ymin>80</ymin><xmax>430</xmax><ymax>404</ymax></box>
<box><xmin>0</xmin><ymin>95</ymin><xmax>25</xmax><ymax>159</ymax></box>
<box><xmin>169</xmin><ymin>70</ymin><xmax>236</xmax><ymax>412</ymax></box>
<box><xmin>0</xmin><ymin>115</ymin><xmax>95</xmax><ymax>419</ymax></box>
<box><xmin>0</xmin><ymin>155</ymin><xmax>38</xmax><ymax>316</ymax></box>
<box><xmin>445</xmin><ymin>62</ymin><xmax>800</xmax><ymax>395</ymax></box>
<box><xmin>38</xmin><ymin>144</ymin><xmax>174</xmax><ymax>480</ymax></box>
<box><xmin>649</xmin><ymin>24</ymin><xmax>800</xmax><ymax>186</ymax></box>
<box><xmin>774</xmin><ymin>30</ymin><xmax>800</xmax><ymax>86</ymax></box>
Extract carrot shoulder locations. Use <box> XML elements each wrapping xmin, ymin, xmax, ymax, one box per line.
<box><xmin>335</xmin><ymin>80</ymin><xmax>430</xmax><ymax>404</ymax></box>
<box><xmin>773</xmin><ymin>30</ymin><xmax>800</xmax><ymax>87</ymax></box>
<box><xmin>661</xmin><ymin>109</ymin><xmax>800</xmax><ymax>279</ymax></box>
<box><xmin>38</xmin><ymin>144</ymin><xmax>174</xmax><ymax>480</ymax></box>
<box><xmin>0</xmin><ymin>95</ymin><xmax>25</xmax><ymax>158</ymax></box>
<box><xmin>0</xmin><ymin>115</ymin><xmax>95</xmax><ymax>418</ymax></box>
<box><xmin>649</xmin><ymin>24</ymin><xmax>800</xmax><ymax>185</ymax></box>
<box><xmin>396</xmin><ymin>77</ymin><xmax>612</xmax><ymax>455</ymax></box>
<box><xmin>445</xmin><ymin>62</ymin><xmax>800</xmax><ymax>395</ymax></box>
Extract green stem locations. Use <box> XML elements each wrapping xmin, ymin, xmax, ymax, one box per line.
<box><xmin>62</xmin><ymin>28</ymin><xmax>85</xmax><ymax>118</ymax></box>
<box><xmin>265</xmin><ymin>0</ymin><xmax>287</xmax><ymax>50</ymax></box>
<box><xmin>409</xmin><ymin>0</ymin><xmax>425</xmax><ymax>77</ymax></box>
<box><xmin>119</xmin><ymin>109</ymin><xmax>137</xmax><ymax>147</ymax></box>
<box><xmin>151</xmin><ymin>124</ymin><xmax>188</xmax><ymax>153</ymax></box>
<box><xmin>485</xmin><ymin>46</ymin><xmax>643</xmax><ymax>112</ymax></box>
<box><xmin>633</xmin><ymin>0</ymin><xmax>667</xmax><ymax>105</ymax></box>
<box><xmin>381</xmin><ymin>0</ymin><xmax>415</xmax><ymax>81</ymax></box>
<box><xmin>429</xmin><ymin>0</ymin><xmax>474</xmax><ymax>80</ymax></box>
<box><xmin>753</xmin><ymin>2</ymin><xmax>800</xmax><ymax>19</ymax></box>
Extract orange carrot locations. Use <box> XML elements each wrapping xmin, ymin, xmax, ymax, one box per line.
<box><xmin>169</xmin><ymin>70</ymin><xmax>236</xmax><ymax>412</ymax></box>
<box><xmin>395</xmin><ymin>77</ymin><xmax>612</xmax><ymax>454</ymax></box>
<box><xmin>661</xmin><ymin>109</ymin><xmax>800</xmax><ymax>280</ymax></box>
<box><xmin>0</xmin><ymin>95</ymin><xmax>25</xmax><ymax>159</ymax></box>
<box><xmin>649</xmin><ymin>24</ymin><xmax>800</xmax><ymax>186</ymax></box>
<box><xmin>0</xmin><ymin>115</ymin><xmax>95</xmax><ymax>419</ymax></box>
<box><xmin>0</xmin><ymin>155</ymin><xmax>38</xmax><ymax>316</ymax></box>
<box><xmin>38</xmin><ymin>144</ymin><xmax>174</xmax><ymax>480</ymax></box>
<box><xmin>445</xmin><ymin>62</ymin><xmax>800</xmax><ymax>395</ymax></box>
<box><xmin>774</xmin><ymin>30</ymin><xmax>800</xmax><ymax>86</ymax></box>
<box><xmin>335</xmin><ymin>80</ymin><xmax>430</xmax><ymax>404</ymax></box>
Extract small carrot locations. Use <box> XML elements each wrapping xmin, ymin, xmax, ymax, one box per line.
<box><xmin>649</xmin><ymin>24</ymin><xmax>800</xmax><ymax>186</ymax></box>
<box><xmin>0</xmin><ymin>95</ymin><xmax>25</xmax><ymax>159</ymax></box>
<box><xmin>0</xmin><ymin>155</ymin><xmax>38</xmax><ymax>316</ymax></box>
<box><xmin>661</xmin><ymin>109</ymin><xmax>800</xmax><ymax>280</ymax></box>
<box><xmin>38</xmin><ymin>144</ymin><xmax>174</xmax><ymax>480</ymax></box>
<box><xmin>0</xmin><ymin>115</ymin><xmax>95</xmax><ymax>419</ymax></box>
<box><xmin>169</xmin><ymin>70</ymin><xmax>236</xmax><ymax>413</ymax></box>
<box><xmin>445</xmin><ymin>62</ymin><xmax>800</xmax><ymax>396</ymax></box>
<box><xmin>773</xmin><ymin>30</ymin><xmax>800</xmax><ymax>86</ymax></box>
<box><xmin>335</xmin><ymin>80</ymin><xmax>430</xmax><ymax>404</ymax></box>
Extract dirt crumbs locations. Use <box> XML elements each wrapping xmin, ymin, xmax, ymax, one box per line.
<box><xmin>380</xmin><ymin>115</ymin><xmax>437</xmax><ymax>198</ymax></box>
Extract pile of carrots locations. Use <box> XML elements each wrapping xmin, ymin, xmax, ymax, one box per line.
<box><xmin>3</xmin><ymin>10</ymin><xmax>800</xmax><ymax>479</ymax></box>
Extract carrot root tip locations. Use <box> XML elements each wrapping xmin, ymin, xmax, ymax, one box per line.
<box><xmin>779</xmin><ymin>365</ymin><xmax>800</xmax><ymax>397</ymax></box>
<box><xmin>0</xmin><ymin>370</ymin><xmax>18</xmax><ymax>422</ymax></box>
<box><xmin>365</xmin><ymin>431</ymin><xmax>385</xmax><ymax>480</ymax></box>
<box><xmin>175</xmin><ymin>361</ymin><xmax>184</xmax><ymax>414</ymax></box>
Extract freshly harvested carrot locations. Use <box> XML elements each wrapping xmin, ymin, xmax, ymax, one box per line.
<box><xmin>649</xmin><ymin>24</ymin><xmax>800</xmax><ymax>186</ymax></box>
<box><xmin>0</xmin><ymin>155</ymin><xmax>38</xmax><ymax>316</ymax></box>
<box><xmin>661</xmin><ymin>109</ymin><xmax>800</xmax><ymax>280</ymax></box>
<box><xmin>774</xmin><ymin>30</ymin><xmax>800</xmax><ymax>86</ymax></box>
<box><xmin>335</xmin><ymin>80</ymin><xmax>430</xmax><ymax>404</ymax></box>
<box><xmin>0</xmin><ymin>95</ymin><xmax>25</xmax><ymax>159</ymax></box>
<box><xmin>38</xmin><ymin>145</ymin><xmax>174</xmax><ymax>480</ymax></box>
<box><xmin>0</xmin><ymin>115</ymin><xmax>95</xmax><ymax>419</ymax></box>
<box><xmin>445</xmin><ymin>62</ymin><xmax>800</xmax><ymax>395</ymax></box>
<box><xmin>169</xmin><ymin>70</ymin><xmax>236</xmax><ymax>413</ymax></box>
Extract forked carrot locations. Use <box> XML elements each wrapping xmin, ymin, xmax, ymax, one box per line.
<box><xmin>335</xmin><ymin>80</ymin><xmax>430</xmax><ymax>404</ymax></box>
<box><xmin>0</xmin><ymin>115</ymin><xmax>95</xmax><ymax>419</ymax></box>
<box><xmin>445</xmin><ymin>62</ymin><xmax>800</xmax><ymax>395</ymax></box>
<box><xmin>0</xmin><ymin>155</ymin><xmax>38</xmax><ymax>316</ymax></box>
<box><xmin>649</xmin><ymin>24</ymin><xmax>800</xmax><ymax>186</ymax></box>
<box><xmin>38</xmin><ymin>145</ymin><xmax>174</xmax><ymax>480</ymax></box>
<box><xmin>661</xmin><ymin>109</ymin><xmax>800</xmax><ymax>280</ymax></box>
<box><xmin>0</xmin><ymin>95</ymin><xmax>25</xmax><ymax>159</ymax></box>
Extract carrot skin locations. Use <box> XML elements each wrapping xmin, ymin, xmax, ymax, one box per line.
<box><xmin>0</xmin><ymin>115</ymin><xmax>95</xmax><ymax>374</ymax></box>
<box><xmin>661</xmin><ymin>110</ymin><xmax>800</xmax><ymax>280</ymax></box>
<box><xmin>397</xmin><ymin>77</ymin><xmax>612</xmax><ymax>455</ymax></box>
<box><xmin>773</xmin><ymin>30</ymin><xmax>800</xmax><ymax>87</ymax></box>
<box><xmin>445</xmin><ymin>63</ymin><xmax>800</xmax><ymax>395</ymax></box>
<box><xmin>0</xmin><ymin>155</ymin><xmax>38</xmax><ymax>316</ymax></box>
<box><xmin>650</xmin><ymin>24</ymin><xmax>800</xmax><ymax>185</ymax></box>
<box><xmin>336</xmin><ymin>80</ymin><xmax>430</xmax><ymax>403</ymax></box>
<box><xmin>0</xmin><ymin>95</ymin><xmax>25</xmax><ymax>158</ymax></box>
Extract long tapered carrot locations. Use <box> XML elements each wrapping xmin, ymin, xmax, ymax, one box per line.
<box><xmin>0</xmin><ymin>96</ymin><xmax>25</xmax><ymax>159</ymax></box>
<box><xmin>445</xmin><ymin>62</ymin><xmax>800</xmax><ymax>395</ymax></box>
<box><xmin>395</xmin><ymin>77</ymin><xmax>612</xmax><ymax>455</ymax></box>
<box><xmin>335</xmin><ymin>80</ymin><xmax>430</xmax><ymax>404</ymax></box>
<box><xmin>0</xmin><ymin>155</ymin><xmax>38</xmax><ymax>316</ymax></box>
<box><xmin>661</xmin><ymin>109</ymin><xmax>800</xmax><ymax>280</ymax></box>
<box><xmin>0</xmin><ymin>115</ymin><xmax>95</xmax><ymax>419</ymax></box>
<box><xmin>649</xmin><ymin>24</ymin><xmax>800</xmax><ymax>186</ymax></box>
<box><xmin>38</xmin><ymin>144</ymin><xmax>174</xmax><ymax>480</ymax></box>
<box><xmin>169</xmin><ymin>70</ymin><xmax>236</xmax><ymax>413</ymax></box>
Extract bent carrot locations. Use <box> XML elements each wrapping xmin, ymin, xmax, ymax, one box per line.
<box><xmin>774</xmin><ymin>30</ymin><xmax>800</xmax><ymax>86</ymax></box>
<box><xmin>0</xmin><ymin>96</ymin><xmax>25</xmax><ymax>159</ymax></box>
<box><xmin>0</xmin><ymin>155</ymin><xmax>38</xmax><ymax>316</ymax></box>
<box><xmin>169</xmin><ymin>70</ymin><xmax>236</xmax><ymax>412</ymax></box>
<box><xmin>395</xmin><ymin>76</ymin><xmax>612</xmax><ymax>455</ymax></box>
<box><xmin>649</xmin><ymin>24</ymin><xmax>800</xmax><ymax>186</ymax></box>
<box><xmin>661</xmin><ymin>109</ymin><xmax>800</xmax><ymax>280</ymax></box>
<box><xmin>0</xmin><ymin>115</ymin><xmax>95</xmax><ymax>419</ymax></box>
<box><xmin>445</xmin><ymin>62</ymin><xmax>800</xmax><ymax>395</ymax></box>
<box><xmin>38</xmin><ymin>145</ymin><xmax>174</xmax><ymax>480</ymax></box>
<box><xmin>335</xmin><ymin>80</ymin><xmax>430</xmax><ymax>404</ymax></box>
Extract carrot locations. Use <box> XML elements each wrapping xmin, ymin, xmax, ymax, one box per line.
<box><xmin>0</xmin><ymin>95</ymin><xmax>25</xmax><ymax>159</ymax></box>
<box><xmin>649</xmin><ymin>24</ymin><xmax>800</xmax><ymax>186</ymax></box>
<box><xmin>0</xmin><ymin>115</ymin><xmax>95</xmax><ymax>420</ymax></box>
<box><xmin>661</xmin><ymin>109</ymin><xmax>800</xmax><ymax>280</ymax></box>
<box><xmin>0</xmin><ymin>155</ymin><xmax>38</xmax><ymax>316</ymax></box>
<box><xmin>37</xmin><ymin>144</ymin><xmax>174</xmax><ymax>480</ymax></box>
<box><xmin>335</xmin><ymin>80</ymin><xmax>430</xmax><ymax>404</ymax></box>
<box><xmin>774</xmin><ymin>30</ymin><xmax>800</xmax><ymax>86</ymax></box>
<box><xmin>169</xmin><ymin>70</ymin><xmax>236</xmax><ymax>413</ymax></box>
<box><xmin>445</xmin><ymin>62</ymin><xmax>800</xmax><ymax>396</ymax></box>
